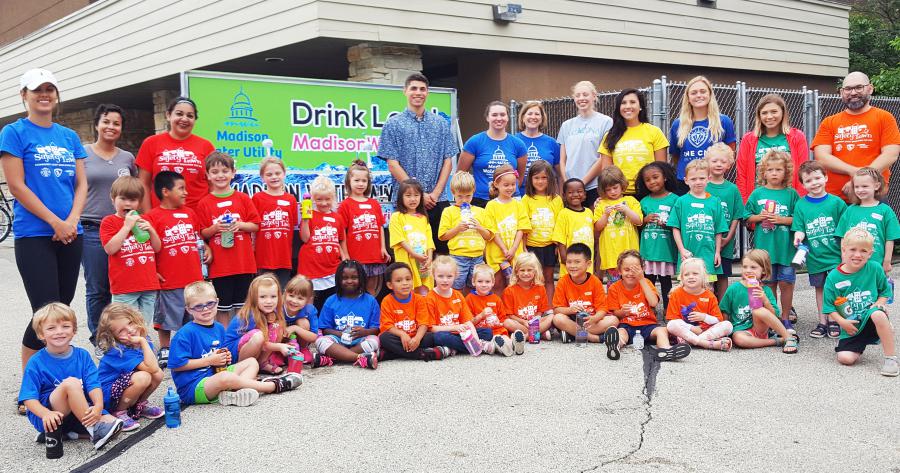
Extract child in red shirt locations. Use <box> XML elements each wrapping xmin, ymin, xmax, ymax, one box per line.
<box><xmin>196</xmin><ymin>152</ymin><xmax>260</xmax><ymax>326</ymax></box>
<box><xmin>551</xmin><ymin>243</ymin><xmax>615</xmax><ymax>344</ymax></box>
<box><xmin>379</xmin><ymin>263</ymin><xmax>448</xmax><ymax>361</ymax></box>
<box><xmin>503</xmin><ymin>252</ymin><xmax>553</xmax><ymax>345</ymax></box>
<box><xmin>299</xmin><ymin>175</ymin><xmax>348</xmax><ymax>312</ymax></box>
<box><xmin>100</xmin><ymin>176</ymin><xmax>161</xmax><ymax>326</ymax></box>
<box><xmin>606</xmin><ymin>250</ymin><xmax>690</xmax><ymax>361</ymax></box>
<box><xmin>252</xmin><ymin>157</ymin><xmax>297</xmax><ymax>289</ymax></box>
<box><xmin>339</xmin><ymin>160</ymin><xmax>389</xmax><ymax>296</ymax></box>
<box><xmin>145</xmin><ymin>171</ymin><xmax>208</xmax><ymax>366</ymax></box>
<box><xmin>665</xmin><ymin>257</ymin><xmax>733</xmax><ymax>351</ymax></box>
<box><xmin>466</xmin><ymin>264</ymin><xmax>515</xmax><ymax>357</ymax></box>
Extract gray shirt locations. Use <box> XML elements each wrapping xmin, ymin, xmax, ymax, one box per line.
<box><xmin>82</xmin><ymin>145</ymin><xmax>136</xmax><ymax>222</ymax></box>
<box><xmin>378</xmin><ymin>109</ymin><xmax>459</xmax><ymax>200</ymax></box>
<box><xmin>557</xmin><ymin>112</ymin><xmax>613</xmax><ymax>191</ymax></box>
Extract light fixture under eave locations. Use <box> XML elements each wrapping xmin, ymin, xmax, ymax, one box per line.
<box><xmin>265</xmin><ymin>57</ymin><xmax>285</xmax><ymax>63</ymax></box>
<box><xmin>492</xmin><ymin>4</ymin><xmax>522</xmax><ymax>23</ymax></box>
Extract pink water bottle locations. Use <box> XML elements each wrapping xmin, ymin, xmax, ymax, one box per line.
<box><xmin>287</xmin><ymin>353</ymin><xmax>304</xmax><ymax>374</ymax></box>
<box><xmin>747</xmin><ymin>278</ymin><xmax>764</xmax><ymax>310</ymax></box>
<box><xmin>528</xmin><ymin>315</ymin><xmax>540</xmax><ymax>344</ymax></box>
<box><xmin>460</xmin><ymin>327</ymin><xmax>483</xmax><ymax>356</ymax></box>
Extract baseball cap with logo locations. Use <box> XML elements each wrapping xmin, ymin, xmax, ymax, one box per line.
<box><xmin>19</xmin><ymin>69</ymin><xmax>59</xmax><ymax>91</ymax></box>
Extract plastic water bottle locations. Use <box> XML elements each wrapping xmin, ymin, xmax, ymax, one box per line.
<box><xmin>460</xmin><ymin>327</ymin><xmax>483</xmax><ymax>356</ymax></box>
<box><xmin>164</xmin><ymin>386</ymin><xmax>181</xmax><ymax>428</ymax></box>
<box><xmin>460</xmin><ymin>202</ymin><xmax>473</xmax><ymax>224</ymax></box>
<box><xmin>791</xmin><ymin>244</ymin><xmax>809</xmax><ymax>269</ymax></box>
<box><xmin>341</xmin><ymin>320</ymin><xmax>354</xmax><ymax>345</ymax></box>
<box><xmin>301</xmin><ymin>193</ymin><xmax>312</xmax><ymax>219</ymax></box>
<box><xmin>528</xmin><ymin>315</ymin><xmax>540</xmax><ymax>344</ymax></box>
<box><xmin>130</xmin><ymin>210</ymin><xmax>150</xmax><ymax>244</ymax></box>
<box><xmin>220</xmin><ymin>211</ymin><xmax>234</xmax><ymax>248</ymax></box>
<box><xmin>746</xmin><ymin>278</ymin><xmax>764</xmax><ymax>309</ymax></box>
<box><xmin>500</xmin><ymin>261</ymin><xmax>513</xmax><ymax>279</ymax></box>
<box><xmin>889</xmin><ymin>278</ymin><xmax>895</xmax><ymax>304</ymax></box>
<box><xmin>575</xmin><ymin>311</ymin><xmax>588</xmax><ymax>347</ymax></box>
<box><xmin>633</xmin><ymin>331</ymin><xmax>644</xmax><ymax>350</ymax></box>
<box><xmin>681</xmin><ymin>302</ymin><xmax>698</xmax><ymax>325</ymax></box>
<box><xmin>196</xmin><ymin>236</ymin><xmax>208</xmax><ymax>279</ymax></box>
<box><xmin>413</xmin><ymin>242</ymin><xmax>429</xmax><ymax>280</ymax></box>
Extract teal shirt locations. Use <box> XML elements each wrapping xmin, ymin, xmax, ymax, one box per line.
<box><xmin>719</xmin><ymin>281</ymin><xmax>780</xmax><ymax>332</ymax></box>
<box><xmin>755</xmin><ymin>133</ymin><xmax>789</xmax><ymax>164</ymax></box>
<box><xmin>790</xmin><ymin>194</ymin><xmax>846</xmax><ymax>275</ymax></box>
<box><xmin>745</xmin><ymin>187</ymin><xmax>799</xmax><ymax>266</ymax></box>
<box><xmin>707</xmin><ymin>180</ymin><xmax>745</xmax><ymax>260</ymax></box>
<box><xmin>835</xmin><ymin>203</ymin><xmax>900</xmax><ymax>267</ymax></box>
<box><xmin>667</xmin><ymin>192</ymin><xmax>729</xmax><ymax>274</ymax></box>
<box><xmin>823</xmin><ymin>261</ymin><xmax>890</xmax><ymax>340</ymax></box>
<box><xmin>639</xmin><ymin>192</ymin><xmax>679</xmax><ymax>264</ymax></box>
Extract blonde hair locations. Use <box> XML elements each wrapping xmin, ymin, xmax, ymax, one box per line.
<box><xmin>471</xmin><ymin>263</ymin><xmax>495</xmax><ymax>283</ymax></box>
<box><xmin>450</xmin><ymin>171</ymin><xmax>475</xmax><ymax>195</ymax></box>
<box><xmin>679</xmin><ymin>258</ymin><xmax>710</xmax><ymax>289</ymax></box>
<box><xmin>516</xmin><ymin>101</ymin><xmax>548</xmax><ymax>131</ymax></box>
<box><xmin>284</xmin><ymin>274</ymin><xmax>314</xmax><ymax>299</ymax></box>
<box><xmin>95</xmin><ymin>303</ymin><xmax>149</xmax><ymax>354</ymax></box>
<box><xmin>849</xmin><ymin>167</ymin><xmax>887</xmax><ymax>204</ymax></box>
<box><xmin>684</xmin><ymin>158</ymin><xmax>709</xmax><ymax>177</ymax></box>
<box><xmin>676</xmin><ymin>76</ymin><xmax>725</xmax><ymax>148</ymax></box>
<box><xmin>705</xmin><ymin>142</ymin><xmax>735</xmax><ymax>167</ymax></box>
<box><xmin>756</xmin><ymin>150</ymin><xmax>793</xmax><ymax>188</ymax></box>
<box><xmin>109</xmin><ymin>175</ymin><xmax>144</xmax><ymax>200</ymax></box>
<box><xmin>752</xmin><ymin>94</ymin><xmax>791</xmax><ymax>137</ymax></box>
<box><xmin>489</xmin><ymin>164</ymin><xmax>516</xmax><ymax>199</ymax></box>
<box><xmin>344</xmin><ymin>159</ymin><xmax>373</xmax><ymax>197</ymax></box>
<box><xmin>509</xmin><ymin>252</ymin><xmax>543</xmax><ymax>286</ymax></box>
<box><xmin>571</xmin><ymin>80</ymin><xmax>598</xmax><ymax>96</ymax></box>
<box><xmin>432</xmin><ymin>255</ymin><xmax>458</xmax><ymax>278</ymax></box>
<box><xmin>32</xmin><ymin>302</ymin><xmax>77</xmax><ymax>336</ymax></box>
<box><xmin>259</xmin><ymin>157</ymin><xmax>286</xmax><ymax>177</ymax></box>
<box><xmin>310</xmin><ymin>175</ymin><xmax>336</xmax><ymax>197</ymax></box>
<box><xmin>742</xmin><ymin>249</ymin><xmax>772</xmax><ymax>281</ymax></box>
<box><xmin>183</xmin><ymin>280</ymin><xmax>217</xmax><ymax>305</ymax></box>
<box><xmin>841</xmin><ymin>227</ymin><xmax>875</xmax><ymax>249</ymax></box>
<box><xmin>235</xmin><ymin>274</ymin><xmax>285</xmax><ymax>343</ymax></box>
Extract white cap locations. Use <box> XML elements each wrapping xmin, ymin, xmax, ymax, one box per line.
<box><xmin>19</xmin><ymin>68</ymin><xmax>59</xmax><ymax>91</ymax></box>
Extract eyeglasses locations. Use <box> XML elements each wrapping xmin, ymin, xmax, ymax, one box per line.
<box><xmin>840</xmin><ymin>84</ymin><xmax>869</xmax><ymax>94</ymax></box>
<box><xmin>187</xmin><ymin>300</ymin><xmax>218</xmax><ymax>312</ymax></box>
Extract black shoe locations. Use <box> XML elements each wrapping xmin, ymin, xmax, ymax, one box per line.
<box><xmin>654</xmin><ymin>343</ymin><xmax>691</xmax><ymax>361</ymax></box>
<box><xmin>604</xmin><ymin>327</ymin><xmax>620</xmax><ymax>360</ymax></box>
<box><xmin>264</xmin><ymin>373</ymin><xmax>302</xmax><ymax>393</ymax></box>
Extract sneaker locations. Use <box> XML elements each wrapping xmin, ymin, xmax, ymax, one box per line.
<box><xmin>827</xmin><ymin>322</ymin><xmax>841</xmax><ymax>339</ymax></box>
<box><xmin>437</xmin><ymin>346</ymin><xmax>454</xmax><ymax>359</ymax></box>
<box><xmin>91</xmin><ymin>419</ymin><xmax>123</xmax><ymax>450</ymax></box>
<box><xmin>111</xmin><ymin>410</ymin><xmax>140</xmax><ymax>432</ymax></box>
<box><xmin>542</xmin><ymin>330</ymin><xmax>552</xmax><ymax>341</ymax></box>
<box><xmin>560</xmin><ymin>331</ymin><xmax>572</xmax><ymax>344</ymax></box>
<box><xmin>218</xmin><ymin>388</ymin><xmax>260</xmax><ymax>406</ymax></box>
<box><xmin>481</xmin><ymin>339</ymin><xmax>497</xmax><ymax>355</ymax></box>
<box><xmin>511</xmin><ymin>330</ymin><xmax>526</xmax><ymax>355</ymax></box>
<box><xmin>156</xmin><ymin>348</ymin><xmax>169</xmax><ymax>369</ymax></box>
<box><xmin>35</xmin><ymin>431</ymin><xmax>79</xmax><ymax>443</ymax></box>
<box><xmin>809</xmin><ymin>324</ymin><xmax>827</xmax><ymax>339</ymax></box>
<box><xmin>423</xmin><ymin>347</ymin><xmax>450</xmax><ymax>361</ymax></box>
<box><xmin>312</xmin><ymin>353</ymin><xmax>334</xmax><ymax>368</ymax></box>
<box><xmin>360</xmin><ymin>337</ymin><xmax>379</xmax><ymax>354</ymax></box>
<box><xmin>604</xmin><ymin>327</ymin><xmax>620</xmax><ymax>360</ymax></box>
<box><xmin>354</xmin><ymin>352</ymin><xmax>377</xmax><ymax>370</ymax></box>
<box><xmin>133</xmin><ymin>401</ymin><xmax>164</xmax><ymax>420</ymax></box>
<box><xmin>264</xmin><ymin>372</ymin><xmax>303</xmax><ymax>393</ymax></box>
<box><xmin>782</xmin><ymin>320</ymin><xmax>797</xmax><ymax>336</ymax></box>
<box><xmin>298</xmin><ymin>347</ymin><xmax>314</xmax><ymax>364</ymax></box>
<box><xmin>881</xmin><ymin>357</ymin><xmax>900</xmax><ymax>377</ymax></box>
<box><xmin>494</xmin><ymin>335</ymin><xmax>514</xmax><ymax>357</ymax></box>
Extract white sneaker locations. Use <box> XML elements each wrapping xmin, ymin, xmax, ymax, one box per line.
<box><xmin>495</xmin><ymin>335</ymin><xmax>514</xmax><ymax>357</ymax></box>
<box><xmin>481</xmin><ymin>339</ymin><xmax>496</xmax><ymax>355</ymax></box>
<box><xmin>218</xmin><ymin>388</ymin><xmax>260</xmax><ymax>407</ymax></box>
<box><xmin>881</xmin><ymin>357</ymin><xmax>899</xmax><ymax>377</ymax></box>
<box><xmin>511</xmin><ymin>330</ymin><xmax>526</xmax><ymax>355</ymax></box>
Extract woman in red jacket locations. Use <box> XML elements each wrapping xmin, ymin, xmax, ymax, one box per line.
<box><xmin>736</xmin><ymin>94</ymin><xmax>809</xmax><ymax>202</ymax></box>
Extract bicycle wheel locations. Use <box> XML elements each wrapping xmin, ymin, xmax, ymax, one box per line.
<box><xmin>0</xmin><ymin>206</ymin><xmax>11</xmax><ymax>242</ymax></box>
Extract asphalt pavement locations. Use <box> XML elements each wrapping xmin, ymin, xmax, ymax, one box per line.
<box><xmin>1</xmin><ymin>243</ymin><xmax>898</xmax><ymax>473</ymax></box>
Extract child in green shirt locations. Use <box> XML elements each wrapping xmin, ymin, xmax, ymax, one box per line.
<box><xmin>745</xmin><ymin>150</ymin><xmax>799</xmax><ymax>332</ymax></box>
<box><xmin>705</xmin><ymin>143</ymin><xmax>744</xmax><ymax>301</ymax></box>
<box><xmin>667</xmin><ymin>159</ymin><xmax>728</xmax><ymax>279</ymax></box>
<box><xmin>834</xmin><ymin>167</ymin><xmax>900</xmax><ymax>277</ymax></box>
<box><xmin>824</xmin><ymin>227</ymin><xmax>897</xmax><ymax>377</ymax></box>
<box><xmin>636</xmin><ymin>162</ymin><xmax>679</xmax><ymax>310</ymax></box>
<box><xmin>791</xmin><ymin>161</ymin><xmax>847</xmax><ymax>339</ymax></box>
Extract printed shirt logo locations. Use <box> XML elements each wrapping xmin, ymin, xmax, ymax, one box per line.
<box><xmin>337</xmin><ymin>313</ymin><xmax>362</xmax><ymax>330</ymax></box>
<box><xmin>118</xmin><ymin>234</ymin><xmax>155</xmax><ymax>267</ymax></box>
<box><xmin>33</xmin><ymin>142</ymin><xmax>76</xmax><ymax>179</ymax></box>
<box><xmin>531</xmin><ymin>207</ymin><xmax>554</xmax><ymax>239</ymax></box>
<box><xmin>687</xmin><ymin>126</ymin><xmax>711</xmax><ymax>149</ymax></box>
<box><xmin>833</xmin><ymin>123</ymin><xmax>873</xmax><ymax>153</ymax></box>
<box><xmin>162</xmin><ymin>219</ymin><xmax>197</xmax><ymax>256</ymax></box>
<box><xmin>157</xmin><ymin>148</ymin><xmax>202</xmax><ymax>175</ymax></box>
<box><xmin>484</xmin><ymin>146</ymin><xmax>510</xmax><ymax>180</ymax></box>
<box><xmin>311</xmin><ymin>222</ymin><xmax>340</xmax><ymax>253</ymax></box>
<box><xmin>805</xmin><ymin>215</ymin><xmax>837</xmax><ymax>246</ymax></box>
<box><xmin>261</xmin><ymin>208</ymin><xmax>291</xmax><ymax>235</ymax></box>
<box><xmin>350</xmin><ymin>211</ymin><xmax>379</xmax><ymax>241</ymax></box>
<box><xmin>438</xmin><ymin>311</ymin><xmax>460</xmax><ymax>326</ymax></box>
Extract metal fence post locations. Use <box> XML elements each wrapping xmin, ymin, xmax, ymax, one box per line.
<box><xmin>650</xmin><ymin>79</ymin><xmax>663</xmax><ymax>130</ymax></box>
<box><xmin>660</xmin><ymin>75</ymin><xmax>669</xmax><ymax>135</ymax></box>
<box><xmin>509</xmin><ymin>99</ymin><xmax>518</xmax><ymax>134</ymax></box>
<box><xmin>802</xmin><ymin>86</ymin><xmax>815</xmax><ymax>159</ymax></box>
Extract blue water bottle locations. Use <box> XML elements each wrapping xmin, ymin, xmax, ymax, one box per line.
<box><xmin>164</xmin><ymin>386</ymin><xmax>181</xmax><ymax>428</ymax></box>
<box><xmin>889</xmin><ymin>278</ymin><xmax>895</xmax><ymax>304</ymax></box>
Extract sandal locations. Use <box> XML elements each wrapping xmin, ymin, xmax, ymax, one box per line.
<box><xmin>604</xmin><ymin>327</ymin><xmax>620</xmax><ymax>360</ymax></box>
<box><xmin>781</xmin><ymin>335</ymin><xmax>799</xmax><ymax>354</ymax></box>
<box><xmin>655</xmin><ymin>343</ymin><xmax>691</xmax><ymax>361</ymax></box>
<box><xmin>809</xmin><ymin>324</ymin><xmax>827</xmax><ymax>339</ymax></box>
<box><xmin>788</xmin><ymin>306</ymin><xmax>798</xmax><ymax>323</ymax></box>
<box><xmin>709</xmin><ymin>337</ymin><xmax>732</xmax><ymax>351</ymax></box>
<box><xmin>259</xmin><ymin>362</ymin><xmax>284</xmax><ymax>375</ymax></box>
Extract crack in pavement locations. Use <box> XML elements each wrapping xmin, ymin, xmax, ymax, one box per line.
<box><xmin>582</xmin><ymin>348</ymin><xmax>661</xmax><ymax>473</ymax></box>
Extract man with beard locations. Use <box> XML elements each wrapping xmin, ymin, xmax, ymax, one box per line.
<box><xmin>812</xmin><ymin>71</ymin><xmax>900</xmax><ymax>200</ymax></box>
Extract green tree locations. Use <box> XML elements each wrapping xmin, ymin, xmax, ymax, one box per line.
<box><xmin>849</xmin><ymin>0</ymin><xmax>900</xmax><ymax>96</ymax></box>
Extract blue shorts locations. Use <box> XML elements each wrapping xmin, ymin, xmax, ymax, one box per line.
<box><xmin>765</xmin><ymin>264</ymin><xmax>795</xmax><ymax>284</ymax></box>
<box><xmin>450</xmin><ymin>254</ymin><xmax>484</xmax><ymax>290</ymax></box>
<box><xmin>808</xmin><ymin>271</ymin><xmax>827</xmax><ymax>288</ymax></box>
<box><xmin>718</xmin><ymin>258</ymin><xmax>733</xmax><ymax>278</ymax></box>
<box><xmin>619</xmin><ymin>323</ymin><xmax>659</xmax><ymax>345</ymax></box>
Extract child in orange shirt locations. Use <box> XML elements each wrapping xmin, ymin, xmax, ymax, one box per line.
<box><xmin>551</xmin><ymin>243</ymin><xmax>617</xmax><ymax>343</ymax></box>
<box><xmin>665</xmin><ymin>258</ymin><xmax>734</xmax><ymax>350</ymax></box>
<box><xmin>606</xmin><ymin>250</ymin><xmax>691</xmax><ymax>361</ymax></box>
<box><xmin>379</xmin><ymin>263</ymin><xmax>450</xmax><ymax>361</ymax></box>
<box><xmin>427</xmin><ymin>256</ymin><xmax>493</xmax><ymax>355</ymax></box>
<box><xmin>467</xmin><ymin>264</ymin><xmax>516</xmax><ymax>357</ymax></box>
<box><xmin>503</xmin><ymin>252</ymin><xmax>553</xmax><ymax>344</ymax></box>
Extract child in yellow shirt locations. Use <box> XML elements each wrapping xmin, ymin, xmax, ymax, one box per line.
<box><xmin>593</xmin><ymin>165</ymin><xmax>642</xmax><ymax>282</ymax></box>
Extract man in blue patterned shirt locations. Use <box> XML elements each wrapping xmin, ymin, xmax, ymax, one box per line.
<box><xmin>379</xmin><ymin>73</ymin><xmax>459</xmax><ymax>254</ymax></box>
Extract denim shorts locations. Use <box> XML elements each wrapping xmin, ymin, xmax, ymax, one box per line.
<box><xmin>764</xmin><ymin>264</ymin><xmax>796</xmax><ymax>284</ymax></box>
<box><xmin>808</xmin><ymin>271</ymin><xmax>827</xmax><ymax>288</ymax></box>
<box><xmin>450</xmin><ymin>254</ymin><xmax>484</xmax><ymax>290</ymax></box>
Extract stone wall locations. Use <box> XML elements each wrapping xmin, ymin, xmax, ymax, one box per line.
<box><xmin>57</xmin><ymin>107</ymin><xmax>155</xmax><ymax>155</ymax></box>
<box><xmin>347</xmin><ymin>43</ymin><xmax>422</xmax><ymax>85</ymax></box>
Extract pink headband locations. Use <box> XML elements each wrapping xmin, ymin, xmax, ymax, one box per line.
<box><xmin>494</xmin><ymin>170</ymin><xmax>518</xmax><ymax>182</ymax></box>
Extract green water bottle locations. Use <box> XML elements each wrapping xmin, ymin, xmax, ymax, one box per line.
<box><xmin>130</xmin><ymin>210</ymin><xmax>149</xmax><ymax>244</ymax></box>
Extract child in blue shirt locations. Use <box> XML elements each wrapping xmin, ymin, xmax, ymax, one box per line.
<box><xmin>283</xmin><ymin>274</ymin><xmax>333</xmax><ymax>368</ymax></box>
<box><xmin>314</xmin><ymin>260</ymin><xmax>381</xmax><ymax>369</ymax></box>
<box><xmin>169</xmin><ymin>281</ymin><xmax>301</xmax><ymax>407</ymax></box>
<box><xmin>96</xmin><ymin>303</ymin><xmax>164</xmax><ymax>432</ymax></box>
<box><xmin>18</xmin><ymin>303</ymin><xmax>123</xmax><ymax>453</ymax></box>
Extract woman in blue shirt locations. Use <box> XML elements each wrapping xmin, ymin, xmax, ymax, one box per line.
<box><xmin>515</xmin><ymin>101</ymin><xmax>561</xmax><ymax>193</ymax></box>
<box><xmin>457</xmin><ymin>101</ymin><xmax>527</xmax><ymax>207</ymax></box>
<box><xmin>0</xmin><ymin>69</ymin><xmax>87</xmax><ymax>389</ymax></box>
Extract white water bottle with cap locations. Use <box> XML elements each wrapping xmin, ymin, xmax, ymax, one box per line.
<box><xmin>633</xmin><ymin>331</ymin><xmax>644</xmax><ymax>350</ymax></box>
<box><xmin>791</xmin><ymin>244</ymin><xmax>808</xmax><ymax>269</ymax></box>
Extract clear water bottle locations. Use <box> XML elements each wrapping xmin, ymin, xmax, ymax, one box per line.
<box><xmin>528</xmin><ymin>315</ymin><xmax>540</xmax><ymax>344</ymax></box>
<box><xmin>791</xmin><ymin>244</ymin><xmax>809</xmax><ymax>269</ymax></box>
<box><xmin>130</xmin><ymin>210</ymin><xmax>150</xmax><ymax>243</ymax></box>
<box><xmin>460</xmin><ymin>202</ymin><xmax>473</xmax><ymax>224</ymax></box>
<box><xmin>746</xmin><ymin>278</ymin><xmax>763</xmax><ymax>309</ymax></box>
<box><xmin>341</xmin><ymin>320</ymin><xmax>353</xmax><ymax>344</ymax></box>
<box><xmin>460</xmin><ymin>327</ymin><xmax>483</xmax><ymax>356</ymax></box>
<box><xmin>575</xmin><ymin>311</ymin><xmax>588</xmax><ymax>347</ymax></box>
<box><xmin>633</xmin><ymin>331</ymin><xmax>644</xmax><ymax>350</ymax></box>
<box><xmin>196</xmin><ymin>236</ymin><xmax>208</xmax><ymax>279</ymax></box>
<box><xmin>164</xmin><ymin>386</ymin><xmax>181</xmax><ymax>428</ymax></box>
<box><xmin>220</xmin><ymin>211</ymin><xmax>234</xmax><ymax>248</ymax></box>
<box><xmin>889</xmin><ymin>278</ymin><xmax>895</xmax><ymax>304</ymax></box>
<box><xmin>413</xmin><ymin>242</ymin><xmax>429</xmax><ymax>280</ymax></box>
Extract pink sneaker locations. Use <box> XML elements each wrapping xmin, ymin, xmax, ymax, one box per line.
<box><xmin>299</xmin><ymin>347</ymin><xmax>315</xmax><ymax>364</ymax></box>
<box><xmin>112</xmin><ymin>410</ymin><xmax>139</xmax><ymax>432</ymax></box>
<box><xmin>134</xmin><ymin>401</ymin><xmax>164</xmax><ymax>419</ymax></box>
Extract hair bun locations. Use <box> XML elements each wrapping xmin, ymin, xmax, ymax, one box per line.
<box><xmin>351</xmin><ymin>159</ymin><xmax>368</xmax><ymax>168</ymax></box>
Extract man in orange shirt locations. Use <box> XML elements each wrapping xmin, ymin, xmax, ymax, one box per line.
<box><xmin>812</xmin><ymin>71</ymin><xmax>900</xmax><ymax>200</ymax></box>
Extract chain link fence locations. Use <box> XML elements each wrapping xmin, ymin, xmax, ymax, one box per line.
<box><xmin>510</xmin><ymin>77</ymin><xmax>900</xmax><ymax>257</ymax></box>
